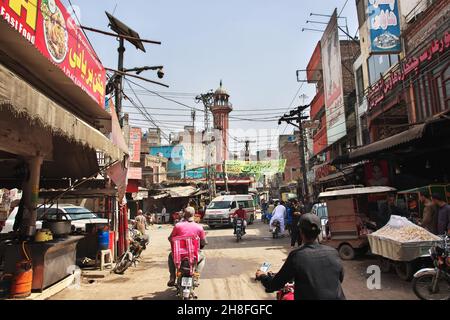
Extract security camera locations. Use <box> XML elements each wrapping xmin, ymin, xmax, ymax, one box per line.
<box><xmin>157</xmin><ymin>68</ymin><xmax>165</xmax><ymax>79</ymax></box>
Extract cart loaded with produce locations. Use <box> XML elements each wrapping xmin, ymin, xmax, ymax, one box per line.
<box><xmin>368</xmin><ymin>215</ymin><xmax>442</xmax><ymax>281</ymax></box>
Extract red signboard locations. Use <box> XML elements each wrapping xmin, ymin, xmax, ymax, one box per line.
<box><xmin>129</xmin><ymin>127</ymin><xmax>142</xmax><ymax>163</ymax></box>
<box><xmin>0</xmin><ymin>0</ymin><xmax>106</xmax><ymax>107</ymax></box>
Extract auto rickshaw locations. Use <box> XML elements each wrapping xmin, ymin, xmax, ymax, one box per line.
<box><xmin>318</xmin><ymin>185</ymin><xmax>397</xmax><ymax>260</ymax></box>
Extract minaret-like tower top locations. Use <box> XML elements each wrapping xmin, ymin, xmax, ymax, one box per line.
<box><xmin>212</xmin><ymin>81</ymin><xmax>233</xmax><ymax>162</ymax></box>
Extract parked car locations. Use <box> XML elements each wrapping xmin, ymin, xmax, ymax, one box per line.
<box><xmin>1</xmin><ymin>204</ymin><xmax>108</xmax><ymax>234</ymax></box>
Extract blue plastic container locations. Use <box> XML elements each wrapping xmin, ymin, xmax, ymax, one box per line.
<box><xmin>98</xmin><ymin>231</ymin><xmax>110</xmax><ymax>251</ymax></box>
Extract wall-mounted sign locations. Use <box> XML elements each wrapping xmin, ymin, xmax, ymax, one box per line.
<box><xmin>321</xmin><ymin>9</ymin><xmax>346</xmax><ymax>145</ymax></box>
<box><xmin>368</xmin><ymin>31</ymin><xmax>450</xmax><ymax>109</ymax></box>
<box><xmin>0</xmin><ymin>0</ymin><xmax>106</xmax><ymax>106</ymax></box>
<box><xmin>368</xmin><ymin>0</ymin><xmax>402</xmax><ymax>54</ymax></box>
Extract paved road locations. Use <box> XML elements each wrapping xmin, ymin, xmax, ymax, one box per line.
<box><xmin>51</xmin><ymin>221</ymin><xmax>417</xmax><ymax>300</ymax></box>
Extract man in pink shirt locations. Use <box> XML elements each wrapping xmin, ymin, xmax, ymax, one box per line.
<box><xmin>167</xmin><ymin>207</ymin><xmax>208</xmax><ymax>287</ymax></box>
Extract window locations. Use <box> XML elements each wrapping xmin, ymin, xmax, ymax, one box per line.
<box><xmin>367</xmin><ymin>54</ymin><xmax>400</xmax><ymax>85</ymax></box>
<box><xmin>356</xmin><ymin>66</ymin><xmax>364</xmax><ymax>103</ymax></box>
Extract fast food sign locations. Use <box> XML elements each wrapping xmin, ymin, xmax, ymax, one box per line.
<box><xmin>368</xmin><ymin>0</ymin><xmax>402</xmax><ymax>54</ymax></box>
<box><xmin>0</xmin><ymin>0</ymin><xmax>106</xmax><ymax>107</ymax></box>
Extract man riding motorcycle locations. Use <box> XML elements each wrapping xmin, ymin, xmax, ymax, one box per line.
<box><xmin>256</xmin><ymin>214</ymin><xmax>346</xmax><ymax>300</ymax></box>
<box><xmin>232</xmin><ymin>204</ymin><xmax>247</xmax><ymax>235</ymax></box>
<box><xmin>167</xmin><ymin>207</ymin><xmax>207</xmax><ymax>287</ymax></box>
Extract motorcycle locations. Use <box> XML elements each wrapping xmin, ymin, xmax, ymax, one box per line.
<box><xmin>113</xmin><ymin>228</ymin><xmax>149</xmax><ymax>274</ymax></box>
<box><xmin>175</xmin><ymin>258</ymin><xmax>200</xmax><ymax>300</ymax></box>
<box><xmin>171</xmin><ymin>236</ymin><xmax>202</xmax><ymax>300</ymax></box>
<box><xmin>271</xmin><ymin>220</ymin><xmax>281</xmax><ymax>239</ymax></box>
<box><xmin>234</xmin><ymin>218</ymin><xmax>244</xmax><ymax>242</ymax></box>
<box><xmin>256</xmin><ymin>262</ymin><xmax>294</xmax><ymax>300</ymax></box>
<box><xmin>412</xmin><ymin>234</ymin><xmax>449</xmax><ymax>300</ymax></box>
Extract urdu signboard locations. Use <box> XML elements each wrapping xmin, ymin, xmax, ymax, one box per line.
<box><xmin>368</xmin><ymin>0</ymin><xmax>402</xmax><ymax>54</ymax></box>
<box><xmin>0</xmin><ymin>0</ymin><xmax>106</xmax><ymax>107</ymax></box>
<box><xmin>321</xmin><ymin>9</ymin><xmax>346</xmax><ymax>145</ymax></box>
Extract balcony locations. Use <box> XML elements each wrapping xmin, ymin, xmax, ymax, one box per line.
<box><xmin>310</xmin><ymin>91</ymin><xmax>325</xmax><ymax>121</ymax></box>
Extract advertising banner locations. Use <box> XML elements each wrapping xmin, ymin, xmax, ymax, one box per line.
<box><xmin>0</xmin><ymin>0</ymin><xmax>106</xmax><ymax>106</ymax></box>
<box><xmin>321</xmin><ymin>9</ymin><xmax>346</xmax><ymax>145</ymax></box>
<box><xmin>225</xmin><ymin>160</ymin><xmax>287</xmax><ymax>176</ymax></box>
<box><xmin>368</xmin><ymin>0</ymin><xmax>402</xmax><ymax>54</ymax></box>
<box><xmin>129</xmin><ymin>127</ymin><xmax>142</xmax><ymax>163</ymax></box>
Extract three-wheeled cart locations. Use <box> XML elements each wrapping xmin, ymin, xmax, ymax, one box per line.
<box><xmin>318</xmin><ymin>186</ymin><xmax>397</xmax><ymax>260</ymax></box>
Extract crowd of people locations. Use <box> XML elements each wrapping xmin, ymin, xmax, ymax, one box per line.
<box><xmin>261</xmin><ymin>198</ymin><xmax>312</xmax><ymax>248</ymax></box>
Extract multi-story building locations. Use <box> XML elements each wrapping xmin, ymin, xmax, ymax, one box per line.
<box><xmin>306</xmin><ymin>37</ymin><xmax>360</xmax><ymax>195</ymax></box>
<box><xmin>278</xmin><ymin>133</ymin><xmax>301</xmax><ymax>191</ymax></box>
<box><xmin>345</xmin><ymin>0</ymin><xmax>450</xmax><ymax>191</ymax></box>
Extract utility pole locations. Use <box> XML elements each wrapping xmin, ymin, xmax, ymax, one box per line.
<box><xmin>279</xmin><ymin>105</ymin><xmax>309</xmax><ymax>202</ymax></box>
<box><xmin>196</xmin><ymin>92</ymin><xmax>215</xmax><ymax>201</ymax></box>
<box><xmin>240</xmin><ymin>139</ymin><xmax>256</xmax><ymax>162</ymax></box>
<box><xmin>222</xmin><ymin>160</ymin><xmax>229</xmax><ymax>193</ymax></box>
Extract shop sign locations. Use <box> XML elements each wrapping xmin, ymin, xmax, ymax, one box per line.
<box><xmin>368</xmin><ymin>0</ymin><xmax>402</xmax><ymax>54</ymax></box>
<box><xmin>321</xmin><ymin>9</ymin><xmax>347</xmax><ymax>145</ymax></box>
<box><xmin>0</xmin><ymin>0</ymin><xmax>106</xmax><ymax>107</ymax></box>
<box><xmin>368</xmin><ymin>31</ymin><xmax>450</xmax><ymax>109</ymax></box>
<box><xmin>314</xmin><ymin>164</ymin><xmax>337</xmax><ymax>181</ymax></box>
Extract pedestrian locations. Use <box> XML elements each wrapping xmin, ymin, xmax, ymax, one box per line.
<box><xmin>135</xmin><ymin>209</ymin><xmax>147</xmax><ymax>234</ymax></box>
<box><xmin>261</xmin><ymin>199</ymin><xmax>268</xmax><ymax>222</ymax></box>
<box><xmin>377</xmin><ymin>194</ymin><xmax>408</xmax><ymax>229</ymax></box>
<box><xmin>431</xmin><ymin>193</ymin><xmax>450</xmax><ymax>235</ymax></box>
<box><xmin>290</xmin><ymin>199</ymin><xmax>302</xmax><ymax>248</ymax></box>
<box><xmin>256</xmin><ymin>214</ymin><xmax>346</xmax><ymax>300</ymax></box>
<box><xmin>285</xmin><ymin>201</ymin><xmax>293</xmax><ymax>235</ymax></box>
<box><xmin>419</xmin><ymin>192</ymin><xmax>438</xmax><ymax>234</ymax></box>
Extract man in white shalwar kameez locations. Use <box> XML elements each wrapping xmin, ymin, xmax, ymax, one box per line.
<box><xmin>270</xmin><ymin>202</ymin><xmax>286</xmax><ymax>234</ymax></box>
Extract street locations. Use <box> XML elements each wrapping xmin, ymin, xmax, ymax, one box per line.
<box><xmin>51</xmin><ymin>221</ymin><xmax>417</xmax><ymax>300</ymax></box>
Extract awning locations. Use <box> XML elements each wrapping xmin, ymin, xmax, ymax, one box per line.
<box><xmin>0</xmin><ymin>64</ymin><xmax>127</xmax><ymax>180</ymax></box>
<box><xmin>150</xmin><ymin>186</ymin><xmax>200</xmax><ymax>199</ymax></box>
<box><xmin>349</xmin><ymin>124</ymin><xmax>426</xmax><ymax>161</ymax></box>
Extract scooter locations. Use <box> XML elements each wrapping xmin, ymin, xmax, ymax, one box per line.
<box><xmin>412</xmin><ymin>234</ymin><xmax>450</xmax><ymax>300</ymax></box>
<box><xmin>271</xmin><ymin>220</ymin><xmax>281</xmax><ymax>239</ymax></box>
<box><xmin>256</xmin><ymin>262</ymin><xmax>294</xmax><ymax>300</ymax></box>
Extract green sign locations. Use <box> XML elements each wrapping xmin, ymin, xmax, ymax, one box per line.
<box><xmin>225</xmin><ymin>160</ymin><xmax>286</xmax><ymax>176</ymax></box>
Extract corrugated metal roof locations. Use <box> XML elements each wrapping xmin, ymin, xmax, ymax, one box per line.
<box><xmin>349</xmin><ymin>124</ymin><xmax>426</xmax><ymax>160</ymax></box>
<box><xmin>319</xmin><ymin>186</ymin><xmax>397</xmax><ymax>198</ymax></box>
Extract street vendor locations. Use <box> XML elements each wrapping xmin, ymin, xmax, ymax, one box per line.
<box><xmin>377</xmin><ymin>194</ymin><xmax>408</xmax><ymax>229</ymax></box>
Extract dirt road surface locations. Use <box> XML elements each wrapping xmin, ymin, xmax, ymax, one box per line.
<box><xmin>51</xmin><ymin>221</ymin><xmax>417</xmax><ymax>300</ymax></box>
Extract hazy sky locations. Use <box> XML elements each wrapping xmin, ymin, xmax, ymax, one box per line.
<box><xmin>66</xmin><ymin>0</ymin><xmax>358</xmax><ymax>153</ymax></box>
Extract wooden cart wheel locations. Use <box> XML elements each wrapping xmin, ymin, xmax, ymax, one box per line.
<box><xmin>394</xmin><ymin>261</ymin><xmax>414</xmax><ymax>281</ymax></box>
<box><xmin>378</xmin><ymin>257</ymin><xmax>392</xmax><ymax>273</ymax></box>
<box><xmin>338</xmin><ymin>244</ymin><xmax>355</xmax><ymax>260</ymax></box>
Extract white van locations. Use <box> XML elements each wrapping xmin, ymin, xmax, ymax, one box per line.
<box><xmin>204</xmin><ymin>195</ymin><xmax>256</xmax><ymax>228</ymax></box>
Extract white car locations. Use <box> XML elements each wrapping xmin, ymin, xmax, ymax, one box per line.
<box><xmin>1</xmin><ymin>204</ymin><xmax>108</xmax><ymax>234</ymax></box>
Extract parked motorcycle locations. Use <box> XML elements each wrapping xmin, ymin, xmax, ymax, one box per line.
<box><xmin>412</xmin><ymin>234</ymin><xmax>449</xmax><ymax>300</ymax></box>
<box><xmin>271</xmin><ymin>220</ymin><xmax>281</xmax><ymax>239</ymax></box>
<box><xmin>113</xmin><ymin>228</ymin><xmax>149</xmax><ymax>274</ymax></box>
